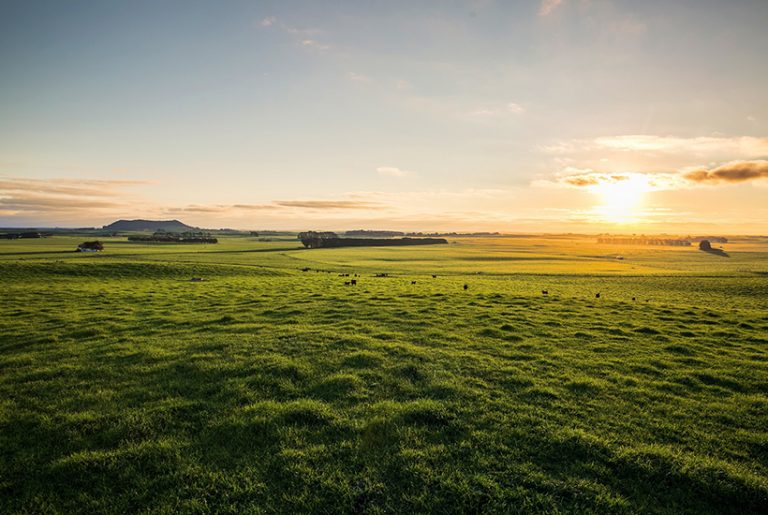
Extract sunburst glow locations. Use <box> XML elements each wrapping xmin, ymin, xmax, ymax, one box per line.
<box><xmin>590</xmin><ymin>175</ymin><xmax>651</xmax><ymax>224</ymax></box>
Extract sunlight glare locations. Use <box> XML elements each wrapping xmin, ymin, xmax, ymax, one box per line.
<box><xmin>591</xmin><ymin>175</ymin><xmax>650</xmax><ymax>224</ymax></box>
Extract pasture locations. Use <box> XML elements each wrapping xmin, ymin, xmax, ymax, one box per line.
<box><xmin>1</xmin><ymin>235</ymin><xmax>767</xmax><ymax>513</ymax></box>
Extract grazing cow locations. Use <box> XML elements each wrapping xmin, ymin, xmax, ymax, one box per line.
<box><xmin>411</xmin><ymin>281</ymin><xmax>417</xmax><ymax>285</ymax></box>
<box><xmin>632</xmin><ymin>297</ymin><xmax>636</xmax><ymax>302</ymax></box>
<box><xmin>432</xmin><ymin>275</ymin><xmax>437</xmax><ymax>278</ymax></box>
<box><xmin>595</xmin><ymin>292</ymin><xmax>601</xmax><ymax>299</ymax></box>
<box><xmin>344</xmin><ymin>281</ymin><xmax>350</xmax><ymax>286</ymax></box>
<box><xmin>542</xmin><ymin>290</ymin><xmax>548</xmax><ymax>295</ymax></box>
<box><xmin>351</xmin><ymin>279</ymin><xmax>357</xmax><ymax>286</ymax></box>
<box><xmin>463</xmin><ymin>284</ymin><xmax>469</xmax><ymax>291</ymax></box>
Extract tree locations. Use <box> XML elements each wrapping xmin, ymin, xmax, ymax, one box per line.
<box><xmin>699</xmin><ymin>240</ymin><xmax>712</xmax><ymax>251</ymax></box>
<box><xmin>298</xmin><ymin>231</ymin><xmax>339</xmax><ymax>248</ymax></box>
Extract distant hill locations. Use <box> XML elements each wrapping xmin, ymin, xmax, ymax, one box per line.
<box><xmin>103</xmin><ymin>219</ymin><xmax>197</xmax><ymax>232</ymax></box>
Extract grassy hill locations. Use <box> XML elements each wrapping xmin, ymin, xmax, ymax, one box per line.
<box><xmin>1</xmin><ymin>235</ymin><xmax>766</xmax><ymax>513</ymax></box>
<box><xmin>103</xmin><ymin>219</ymin><xmax>197</xmax><ymax>232</ymax></box>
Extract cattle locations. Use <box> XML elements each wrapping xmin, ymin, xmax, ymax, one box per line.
<box><xmin>463</xmin><ymin>284</ymin><xmax>469</xmax><ymax>291</ymax></box>
<box><xmin>432</xmin><ymin>275</ymin><xmax>437</xmax><ymax>278</ymax></box>
<box><xmin>411</xmin><ymin>281</ymin><xmax>417</xmax><ymax>285</ymax></box>
<box><xmin>632</xmin><ymin>297</ymin><xmax>636</xmax><ymax>302</ymax></box>
<box><xmin>344</xmin><ymin>281</ymin><xmax>350</xmax><ymax>286</ymax></box>
<box><xmin>351</xmin><ymin>279</ymin><xmax>357</xmax><ymax>286</ymax></box>
<box><xmin>542</xmin><ymin>290</ymin><xmax>548</xmax><ymax>295</ymax></box>
<box><xmin>595</xmin><ymin>292</ymin><xmax>601</xmax><ymax>299</ymax></box>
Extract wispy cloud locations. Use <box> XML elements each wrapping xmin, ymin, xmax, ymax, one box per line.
<box><xmin>593</xmin><ymin>135</ymin><xmax>768</xmax><ymax>156</ymax></box>
<box><xmin>468</xmin><ymin>101</ymin><xmax>526</xmax><ymax>119</ymax></box>
<box><xmin>275</xmin><ymin>200</ymin><xmax>383</xmax><ymax>210</ymax></box>
<box><xmin>167</xmin><ymin>200</ymin><xmax>379</xmax><ymax>214</ymax></box>
<box><xmin>0</xmin><ymin>177</ymin><xmax>146</xmax><ymax>197</ymax></box>
<box><xmin>551</xmin><ymin>171</ymin><xmax>682</xmax><ymax>191</ymax></box>
<box><xmin>259</xmin><ymin>16</ymin><xmax>277</xmax><ymax>27</ymax></box>
<box><xmin>1</xmin><ymin>195</ymin><xmax>123</xmax><ymax>211</ymax></box>
<box><xmin>346</xmin><ymin>71</ymin><xmax>371</xmax><ymax>83</ymax></box>
<box><xmin>539</xmin><ymin>0</ymin><xmax>563</xmax><ymax>17</ymax></box>
<box><xmin>231</xmin><ymin>204</ymin><xmax>281</xmax><ymax>210</ymax></box>
<box><xmin>259</xmin><ymin>16</ymin><xmax>329</xmax><ymax>51</ymax></box>
<box><xmin>376</xmin><ymin>166</ymin><xmax>410</xmax><ymax>177</ymax></box>
<box><xmin>0</xmin><ymin>177</ymin><xmax>146</xmax><ymax>217</ymax></box>
<box><xmin>300</xmin><ymin>39</ymin><xmax>330</xmax><ymax>51</ymax></box>
<box><xmin>544</xmin><ymin>135</ymin><xmax>768</xmax><ymax>159</ymax></box>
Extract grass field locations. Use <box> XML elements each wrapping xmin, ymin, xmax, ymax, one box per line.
<box><xmin>1</xmin><ymin>234</ymin><xmax>767</xmax><ymax>513</ymax></box>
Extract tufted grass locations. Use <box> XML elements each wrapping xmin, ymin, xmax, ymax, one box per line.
<box><xmin>1</xmin><ymin>234</ymin><xmax>767</xmax><ymax>513</ymax></box>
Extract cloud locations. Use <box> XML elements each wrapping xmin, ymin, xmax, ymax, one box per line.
<box><xmin>166</xmin><ymin>200</ymin><xmax>381</xmax><ymax>215</ymax></box>
<box><xmin>683</xmin><ymin>160</ymin><xmax>768</xmax><ymax>183</ymax></box>
<box><xmin>557</xmin><ymin>172</ymin><xmax>662</xmax><ymax>189</ymax></box>
<box><xmin>165</xmin><ymin>205</ymin><xmax>229</xmax><ymax>214</ymax></box>
<box><xmin>260</xmin><ymin>16</ymin><xmax>277</xmax><ymax>27</ymax></box>
<box><xmin>542</xmin><ymin>135</ymin><xmax>768</xmax><ymax>159</ymax></box>
<box><xmin>346</xmin><ymin>72</ymin><xmax>371</xmax><ymax>83</ymax></box>
<box><xmin>275</xmin><ymin>200</ymin><xmax>382</xmax><ymax>210</ymax></box>
<box><xmin>468</xmin><ymin>102</ymin><xmax>525</xmax><ymax>119</ymax></box>
<box><xmin>0</xmin><ymin>177</ymin><xmax>147</xmax><ymax>217</ymax></box>
<box><xmin>231</xmin><ymin>204</ymin><xmax>280</xmax><ymax>210</ymax></box>
<box><xmin>593</xmin><ymin>135</ymin><xmax>768</xmax><ymax>157</ymax></box>
<box><xmin>545</xmin><ymin>160</ymin><xmax>768</xmax><ymax>191</ymax></box>
<box><xmin>300</xmin><ymin>39</ymin><xmax>330</xmax><ymax>51</ymax></box>
<box><xmin>0</xmin><ymin>177</ymin><xmax>146</xmax><ymax>197</ymax></box>
<box><xmin>539</xmin><ymin>0</ymin><xmax>563</xmax><ymax>16</ymax></box>
<box><xmin>0</xmin><ymin>195</ymin><xmax>123</xmax><ymax>211</ymax></box>
<box><xmin>376</xmin><ymin>166</ymin><xmax>409</xmax><ymax>177</ymax></box>
<box><xmin>166</xmin><ymin>203</ymin><xmax>284</xmax><ymax>214</ymax></box>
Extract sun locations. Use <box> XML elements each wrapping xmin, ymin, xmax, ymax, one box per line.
<box><xmin>591</xmin><ymin>175</ymin><xmax>650</xmax><ymax>224</ymax></box>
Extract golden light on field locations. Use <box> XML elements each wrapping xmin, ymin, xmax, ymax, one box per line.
<box><xmin>591</xmin><ymin>175</ymin><xmax>650</xmax><ymax>224</ymax></box>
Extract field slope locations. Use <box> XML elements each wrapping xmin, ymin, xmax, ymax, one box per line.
<box><xmin>1</xmin><ymin>235</ymin><xmax>767</xmax><ymax>513</ymax></box>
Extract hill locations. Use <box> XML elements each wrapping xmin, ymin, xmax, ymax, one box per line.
<box><xmin>103</xmin><ymin>219</ymin><xmax>196</xmax><ymax>232</ymax></box>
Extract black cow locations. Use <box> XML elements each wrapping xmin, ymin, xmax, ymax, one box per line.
<box><xmin>351</xmin><ymin>279</ymin><xmax>357</xmax><ymax>286</ymax></box>
<box><xmin>595</xmin><ymin>292</ymin><xmax>601</xmax><ymax>299</ymax></box>
<box><xmin>542</xmin><ymin>290</ymin><xmax>548</xmax><ymax>295</ymax></box>
<box><xmin>463</xmin><ymin>284</ymin><xmax>469</xmax><ymax>291</ymax></box>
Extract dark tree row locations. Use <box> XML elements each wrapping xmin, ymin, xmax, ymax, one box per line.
<box><xmin>128</xmin><ymin>231</ymin><xmax>217</xmax><ymax>243</ymax></box>
<box><xmin>298</xmin><ymin>231</ymin><xmax>447</xmax><ymax>248</ymax></box>
<box><xmin>597</xmin><ymin>237</ymin><xmax>692</xmax><ymax>246</ymax></box>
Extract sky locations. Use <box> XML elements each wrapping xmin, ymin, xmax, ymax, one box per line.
<box><xmin>1</xmin><ymin>0</ymin><xmax>767</xmax><ymax>233</ymax></box>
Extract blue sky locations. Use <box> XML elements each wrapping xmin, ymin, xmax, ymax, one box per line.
<box><xmin>1</xmin><ymin>0</ymin><xmax>767</xmax><ymax>231</ymax></box>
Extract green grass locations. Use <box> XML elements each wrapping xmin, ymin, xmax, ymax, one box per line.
<box><xmin>1</xmin><ymin>235</ymin><xmax>767</xmax><ymax>513</ymax></box>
